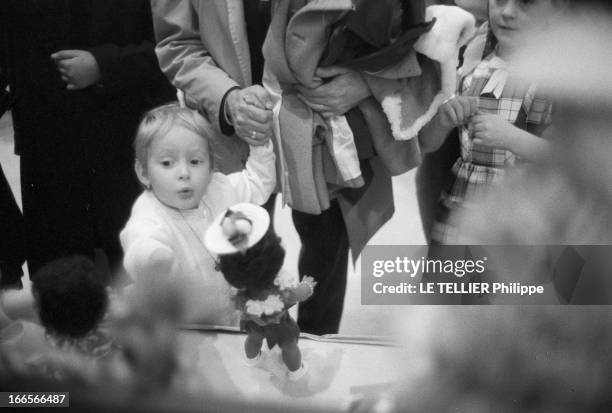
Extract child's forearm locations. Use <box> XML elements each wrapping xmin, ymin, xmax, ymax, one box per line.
<box><xmin>507</xmin><ymin>129</ymin><xmax>552</xmax><ymax>162</ymax></box>
<box><xmin>140</xmin><ymin>247</ymin><xmax>175</xmax><ymax>280</ymax></box>
<box><xmin>229</xmin><ymin>141</ymin><xmax>276</xmax><ymax>205</ymax></box>
<box><xmin>125</xmin><ymin>242</ymin><xmax>176</xmax><ymax>282</ymax></box>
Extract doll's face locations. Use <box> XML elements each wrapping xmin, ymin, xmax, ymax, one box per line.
<box><xmin>136</xmin><ymin>126</ymin><xmax>212</xmax><ymax>210</ymax></box>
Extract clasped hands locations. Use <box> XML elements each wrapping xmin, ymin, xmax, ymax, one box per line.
<box><xmin>226</xmin><ymin>66</ymin><xmax>370</xmax><ymax>146</ymax></box>
<box><xmin>437</xmin><ymin>95</ymin><xmax>518</xmax><ymax>151</ymax></box>
<box><xmin>225</xmin><ymin>86</ymin><xmax>274</xmax><ymax>146</ymax></box>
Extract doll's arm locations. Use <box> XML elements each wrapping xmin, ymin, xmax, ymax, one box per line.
<box><xmin>290</xmin><ymin>276</ymin><xmax>317</xmax><ymax>303</ymax></box>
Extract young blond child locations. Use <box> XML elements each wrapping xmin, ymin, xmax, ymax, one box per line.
<box><xmin>421</xmin><ymin>0</ymin><xmax>566</xmax><ymax>244</ymax></box>
<box><xmin>120</xmin><ymin>104</ymin><xmax>275</xmax><ymax>325</ymax></box>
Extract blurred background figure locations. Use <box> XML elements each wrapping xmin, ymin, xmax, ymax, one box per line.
<box><xmin>1</xmin><ymin>256</ymin><xmax>113</xmax><ymax>380</ymax></box>
<box><xmin>352</xmin><ymin>3</ymin><xmax>612</xmax><ymax>411</ymax></box>
<box><xmin>109</xmin><ymin>276</ymin><xmax>185</xmax><ymax>394</ymax></box>
<box><xmin>351</xmin><ymin>307</ymin><xmax>612</xmax><ymax>413</ymax></box>
<box><xmin>0</xmin><ymin>1</ymin><xmax>175</xmax><ymax>282</ymax></box>
<box><xmin>1</xmin><ymin>256</ymin><xmax>186</xmax><ymax>394</ymax></box>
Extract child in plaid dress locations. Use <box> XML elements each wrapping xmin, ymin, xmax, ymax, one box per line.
<box><xmin>422</xmin><ymin>0</ymin><xmax>565</xmax><ymax>244</ymax></box>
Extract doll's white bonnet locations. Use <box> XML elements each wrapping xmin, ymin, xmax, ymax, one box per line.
<box><xmin>204</xmin><ymin>203</ymin><xmax>270</xmax><ymax>255</ymax></box>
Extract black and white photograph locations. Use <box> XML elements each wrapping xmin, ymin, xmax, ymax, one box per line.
<box><xmin>1</xmin><ymin>0</ymin><xmax>612</xmax><ymax>412</ymax></box>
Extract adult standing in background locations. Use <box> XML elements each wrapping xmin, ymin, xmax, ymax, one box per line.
<box><xmin>0</xmin><ymin>0</ymin><xmax>175</xmax><ymax>280</ymax></box>
<box><xmin>152</xmin><ymin>0</ymin><xmax>373</xmax><ymax>334</ymax></box>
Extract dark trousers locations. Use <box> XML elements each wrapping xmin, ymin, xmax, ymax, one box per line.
<box><xmin>292</xmin><ymin>200</ymin><xmax>348</xmax><ymax>335</ymax></box>
<box><xmin>416</xmin><ymin>129</ymin><xmax>460</xmax><ymax>242</ymax></box>
<box><xmin>19</xmin><ymin>113</ymin><xmax>140</xmax><ymax>280</ymax></box>
<box><xmin>0</xmin><ymin>163</ymin><xmax>25</xmax><ymax>288</ymax></box>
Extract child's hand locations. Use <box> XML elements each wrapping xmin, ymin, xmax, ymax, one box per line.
<box><xmin>471</xmin><ymin>113</ymin><xmax>517</xmax><ymax>151</ymax></box>
<box><xmin>140</xmin><ymin>248</ymin><xmax>175</xmax><ymax>283</ymax></box>
<box><xmin>50</xmin><ymin>50</ymin><xmax>101</xmax><ymax>90</ymax></box>
<box><xmin>419</xmin><ymin>95</ymin><xmax>477</xmax><ymax>153</ymax></box>
<box><xmin>437</xmin><ymin>95</ymin><xmax>479</xmax><ymax>128</ymax></box>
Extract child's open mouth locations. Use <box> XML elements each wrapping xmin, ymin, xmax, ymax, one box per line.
<box><xmin>178</xmin><ymin>188</ymin><xmax>193</xmax><ymax>198</ymax></box>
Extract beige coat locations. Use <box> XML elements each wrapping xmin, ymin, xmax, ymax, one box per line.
<box><xmin>151</xmin><ymin>0</ymin><xmax>251</xmax><ymax>173</ymax></box>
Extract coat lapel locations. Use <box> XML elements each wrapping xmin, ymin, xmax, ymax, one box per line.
<box><xmin>217</xmin><ymin>0</ymin><xmax>252</xmax><ymax>85</ymax></box>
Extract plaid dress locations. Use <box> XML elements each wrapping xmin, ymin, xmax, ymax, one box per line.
<box><xmin>431</xmin><ymin>51</ymin><xmax>553</xmax><ymax>244</ymax></box>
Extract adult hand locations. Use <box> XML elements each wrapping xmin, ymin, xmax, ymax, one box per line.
<box><xmin>471</xmin><ymin>113</ymin><xmax>516</xmax><ymax>150</ymax></box>
<box><xmin>296</xmin><ymin>66</ymin><xmax>371</xmax><ymax>117</ymax></box>
<box><xmin>51</xmin><ymin>50</ymin><xmax>101</xmax><ymax>90</ymax></box>
<box><xmin>436</xmin><ymin>95</ymin><xmax>479</xmax><ymax>128</ymax></box>
<box><xmin>226</xmin><ymin>85</ymin><xmax>273</xmax><ymax>146</ymax></box>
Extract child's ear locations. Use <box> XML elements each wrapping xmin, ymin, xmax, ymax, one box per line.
<box><xmin>135</xmin><ymin>160</ymin><xmax>150</xmax><ymax>189</ymax></box>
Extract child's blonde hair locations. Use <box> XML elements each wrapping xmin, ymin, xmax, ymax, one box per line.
<box><xmin>134</xmin><ymin>103</ymin><xmax>215</xmax><ymax>171</ymax></box>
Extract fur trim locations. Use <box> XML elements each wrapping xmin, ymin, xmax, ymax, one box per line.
<box><xmin>381</xmin><ymin>92</ymin><xmax>446</xmax><ymax>141</ymax></box>
<box><xmin>380</xmin><ymin>5</ymin><xmax>476</xmax><ymax>139</ymax></box>
<box><xmin>414</xmin><ymin>5</ymin><xmax>477</xmax><ymax>62</ymax></box>
<box><xmin>415</xmin><ymin>5</ymin><xmax>477</xmax><ymax>97</ymax></box>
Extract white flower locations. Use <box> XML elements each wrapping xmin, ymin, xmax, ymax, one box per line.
<box><xmin>245</xmin><ymin>294</ymin><xmax>284</xmax><ymax>317</ymax></box>
<box><xmin>245</xmin><ymin>300</ymin><xmax>264</xmax><ymax>316</ymax></box>
<box><xmin>261</xmin><ymin>295</ymin><xmax>284</xmax><ymax>315</ymax></box>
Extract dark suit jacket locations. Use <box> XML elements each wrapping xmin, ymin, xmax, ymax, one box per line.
<box><xmin>1</xmin><ymin>0</ymin><xmax>175</xmax><ymax>274</ymax></box>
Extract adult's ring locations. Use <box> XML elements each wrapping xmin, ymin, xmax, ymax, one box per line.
<box><xmin>251</xmin><ymin>131</ymin><xmax>257</xmax><ymax>140</ymax></box>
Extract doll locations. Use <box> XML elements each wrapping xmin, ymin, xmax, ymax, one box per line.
<box><xmin>205</xmin><ymin>203</ymin><xmax>315</xmax><ymax>381</ymax></box>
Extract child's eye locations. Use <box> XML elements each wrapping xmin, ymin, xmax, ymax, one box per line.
<box><xmin>191</xmin><ymin>159</ymin><xmax>204</xmax><ymax>166</ymax></box>
<box><xmin>161</xmin><ymin>159</ymin><xmax>173</xmax><ymax>167</ymax></box>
